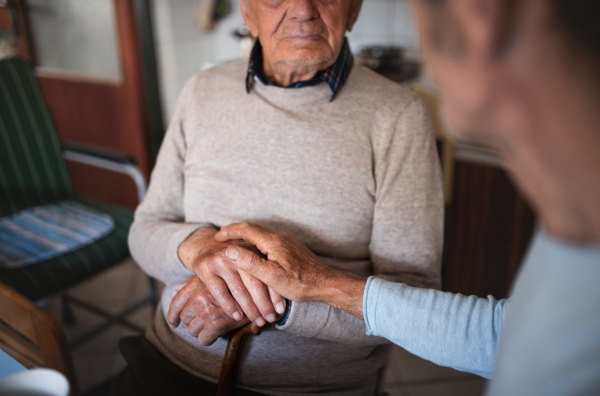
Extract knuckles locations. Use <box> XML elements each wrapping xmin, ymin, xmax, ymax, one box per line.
<box><xmin>207</xmin><ymin>320</ymin><xmax>228</xmax><ymax>334</ymax></box>
<box><xmin>229</xmin><ymin>285</ymin><xmax>248</xmax><ymax>297</ymax></box>
<box><xmin>208</xmin><ymin>284</ymin><xmax>225</xmax><ymax>298</ymax></box>
<box><xmin>193</xmin><ymin>292</ymin><xmax>209</xmax><ymax>305</ymax></box>
<box><xmin>174</xmin><ymin>292</ymin><xmax>191</xmax><ymax>306</ymax></box>
<box><xmin>170</xmin><ymin>276</ymin><xmax>240</xmax><ymax>343</ymax></box>
<box><xmin>277</xmin><ymin>232</ymin><xmax>291</xmax><ymax>243</ymax></box>
<box><xmin>197</xmin><ymin>334</ymin><xmax>217</xmax><ymax>346</ymax></box>
<box><xmin>197</xmin><ymin>253</ymin><xmax>229</xmax><ymax>273</ymax></box>
<box><xmin>198</xmin><ymin>262</ymin><xmax>215</xmax><ymax>277</ymax></box>
<box><xmin>200</xmin><ymin>317</ymin><xmax>232</xmax><ymax>344</ymax></box>
<box><xmin>249</xmin><ymin>277</ymin><xmax>264</xmax><ymax>290</ymax></box>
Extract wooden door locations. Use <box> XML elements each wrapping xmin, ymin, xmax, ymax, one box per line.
<box><xmin>5</xmin><ymin>0</ymin><xmax>151</xmax><ymax>209</ymax></box>
<box><xmin>442</xmin><ymin>161</ymin><xmax>536</xmax><ymax>299</ymax></box>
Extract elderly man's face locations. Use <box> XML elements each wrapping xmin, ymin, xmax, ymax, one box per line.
<box><xmin>241</xmin><ymin>0</ymin><xmax>361</xmax><ymax>71</ymax></box>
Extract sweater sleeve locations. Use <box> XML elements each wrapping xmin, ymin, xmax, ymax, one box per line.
<box><xmin>365</xmin><ymin>277</ymin><xmax>508</xmax><ymax>379</ymax></box>
<box><xmin>128</xmin><ymin>79</ymin><xmax>214</xmax><ymax>286</ymax></box>
<box><xmin>277</xmin><ymin>98</ymin><xmax>444</xmax><ymax>345</ymax></box>
<box><xmin>368</xmin><ymin>98</ymin><xmax>444</xmax><ymax>289</ymax></box>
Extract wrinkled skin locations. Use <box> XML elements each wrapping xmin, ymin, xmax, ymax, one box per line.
<box><xmin>240</xmin><ymin>0</ymin><xmax>362</xmax><ymax>85</ymax></box>
<box><xmin>215</xmin><ymin>222</ymin><xmax>367</xmax><ymax>319</ymax></box>
<box><xmin>176</xmin><ymin>227</ymin><xmax>285</xmax><ymax>327</ymax></box>
<box><xmin>172</xmin><ymin>0</ymin><xmax>365</xmax><ymax>337</ymax></box>
<box><xmin>167</xmin><ymin>276</ymin><xmax>251</xmax><ymax>346</ymax></box>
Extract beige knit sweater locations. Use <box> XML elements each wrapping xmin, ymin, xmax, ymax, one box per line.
<box><xmin>128</xmin><ymin>60</ymin><xmax>444</xmax><ymax>395</ymax></box>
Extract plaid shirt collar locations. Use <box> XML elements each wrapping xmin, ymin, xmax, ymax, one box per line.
<box><xmin>245</xmin><ymin>38</ymin><xmax>354</xmax><ymax>102</ymax></box>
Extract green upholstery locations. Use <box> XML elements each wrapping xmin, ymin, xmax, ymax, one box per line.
<box><xmin>0</xmin><ymin>198</ymin><xmax>132</xmax><ymax>301</ymax></box>
<box><xmin>0</xmin><ymin>58</ymin><xmax>134</xmax><ymax>301</ymax></box>
<box><xmin>0</xmin><ymin>58</ymin><xmax>73</xmax><ymax>216</ymax></box>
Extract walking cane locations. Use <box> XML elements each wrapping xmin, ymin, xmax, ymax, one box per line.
<box><xmin>216</xmin><ymin>323</ymin><xmax>263</xmax><ymax>396</ymax></box>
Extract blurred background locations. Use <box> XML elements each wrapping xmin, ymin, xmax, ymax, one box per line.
<box><xmin>0</xmin><ymin>1</ymin><xmax>536</xmax><ymax>395</ymax></box>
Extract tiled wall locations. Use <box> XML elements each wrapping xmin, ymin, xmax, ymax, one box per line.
<box><xmin>152</xmin><ymin>0</ymin><xmax>419</xmax><ymax>121</ymax></box>
<box><xmin>347</xmin><ymin>0</ymin><xmax>417</xmax><ymax>51</ymax></box>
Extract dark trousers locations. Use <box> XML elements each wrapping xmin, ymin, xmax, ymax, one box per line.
<box><xmin>110</xmin><ymin>335</ymin><xmax>266</xmax><ymax>396</ymax></box>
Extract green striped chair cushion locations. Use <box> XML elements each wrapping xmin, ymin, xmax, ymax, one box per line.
<box><xmin>0</xmin><ymin>198</ymin><xmax>133</xmax><ymax>301</ymax></box>
<box><xmin>0</xmin><ymin>58</ymin><xmax>135</xmax><ymax>301</ymax></box>
<box><xmin>0</xmin><ymin>58</ymin><xmax>73</xmax><ymax>217</ymax></box>
<box><xmin>0</xmin><ymin>201</ymin><xmax>116</xmax><ymax>268</ymax></box>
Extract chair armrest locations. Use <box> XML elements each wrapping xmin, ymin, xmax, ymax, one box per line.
<box><xmin>61</xmin><ymin>141</ymin><xmax>147</xmax><ymax>203</ymax></box>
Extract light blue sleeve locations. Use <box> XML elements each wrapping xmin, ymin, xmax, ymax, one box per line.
<box><xmin>363</xmin><ymin>277</ymin><xmax>508</xmax><ymax>378</ymax></box>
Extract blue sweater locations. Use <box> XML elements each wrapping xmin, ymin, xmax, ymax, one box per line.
<box><xmin>364</xmin><ymin>231</ymin><xmax>600</xmax><ymax>395</ymax></box>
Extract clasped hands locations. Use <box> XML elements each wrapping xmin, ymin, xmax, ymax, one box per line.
<box><xmin>168</xmin><ymin>224</ymin><xmax>367</xmax><ymax>346</ymax></box>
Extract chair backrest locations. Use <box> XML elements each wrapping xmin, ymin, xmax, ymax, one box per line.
<box><xmin>0</xmin><ymin>58</ymin><xmax>73</xmax><ymax>217</ymax></box>
<box><xmin>0</xmin><ymin>282</ymin><xmax>79</xmax><ymax>395</ymax></box>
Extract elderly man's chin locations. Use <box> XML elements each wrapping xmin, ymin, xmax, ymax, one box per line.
<box><xmin>278</xmin><ymin>40</ymin><xmax>335</xmax><ymax>67</ymax></box>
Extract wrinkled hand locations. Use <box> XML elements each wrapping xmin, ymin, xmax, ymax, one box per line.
<box><xmin>178</xmin><ymin>227</ymin><xmax>286</xmax><ymax>326</ymax></box>
<box><xmin>167</xmin><ymin>276</ymin><xmax>250</xmax><ymax>345</ymax></box>
<box><xmin>215</xmin><ymin>223</ymin><xmax>367</xmax><ymax>319</ymax></box>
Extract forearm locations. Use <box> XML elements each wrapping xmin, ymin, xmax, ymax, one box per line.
<box><xmin>128</xmin><ymin>217</ymin><xmax>212</xmax><ymax>285</ymax></box>
<box><xmin>322</xmin><ymin>269</ymin><xmax>368</xmax><ymax>320</ymax></box>
<box><xmin>363</xmin><ymin>277</ymin><xmax>508</xmax><ymax>378</ymax></box>
<box><xmin>274</xmin><ymin>269</ymin><xmax>393</xmax><ymax>345</ymax></box>
<box><xmin>277</xmin><ymin>300</ymin><xmax>390</xmax><ymax>345</ymax></box>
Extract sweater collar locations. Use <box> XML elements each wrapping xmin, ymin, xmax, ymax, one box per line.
<box><xmin>245</xmin><ymin>38</ymin><xmax>353</xmax><ymax>102</ymax></box>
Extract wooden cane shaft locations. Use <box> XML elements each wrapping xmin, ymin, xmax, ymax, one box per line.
<box><xmin>216</xmin><ymin>323</ymin><xmax>262</xmax><ymax>396</ymax></box>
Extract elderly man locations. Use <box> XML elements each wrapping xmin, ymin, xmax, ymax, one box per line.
<box><xmin>215</xmin><ymin>0</ymin><xmax>600</xmax><ymax>395</ymax></box>
<box><xmin>116</xmin><ymin>0</ymin><xmax>443</xmax><ymax>395</ymax></box>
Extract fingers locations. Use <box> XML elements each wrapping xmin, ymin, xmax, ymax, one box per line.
<box><xmin>174</xmin><ymin>280</ymin><xmax>187</xmax><ymax>292</ymax></box>
<box><xmin>269</xmin><ymin>287</ymin><xmax>287</xmax><ymax>315</ymax></box>
<box><xmin>187</xmin><ymin>316</ymin><xmax>205</xmax><ymax>338</ymax></box>
<box><xmin>167</xmin><ymin>275</ymin><xmax>257</xmax><ymax>345</ymax></box>
<box><xmin>225</xmin><ymin>246</ymin><xmax>279</xmax><ymax>286</ymax></box>
<box><xmin>195</xmin><ymin>320</ymin><xmax>230</xmax><ymax>346</ymax></box>
<box><xmin>215</xmin><ymin>222</ymin><xmax>275</xmax><ymax>254</ymax></box>
<box><xmin>187</xmin><ymin>312</ymin><xmax>227</xmax><ymax>338</ymax></box>
<box><xmin>196</xmin><ymin>317</ymin><xmax>250</xmax><ymax>346</ymax></box>
<box><xmin>193</xmin><ymin>246</ymin><xmax>267</xmax><ymax>325</ymax></box>
<box><xmin>218</xmin><ymin>273</ymin><xmax>266</xmax><ymax>326</ymax></box>
<box><xmin>238</xmin><ymin>271</ymin><xmax>278</xmax><ymax>323</ymax></box>
<box><xmin>203</xmin><ymin>275</ymin><xmax>244</xmax><ymax>321</ymax></box>
<box><xmin>167</xmin><ymin>279</ymin><xmax>197</xmax><ymax>327</ymax></box>
<box><xmin>197</xmin><ymin>330</ymin><xmax>221</xmax><ymax>347</ymax></box>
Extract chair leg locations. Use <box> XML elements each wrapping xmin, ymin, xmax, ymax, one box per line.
<box><xmin>147</xmin><ymin>276</ymin><xmax>158</xmax><ymax>312</ymax></box>
<box><xmin>61</xmin><ymin>294</ymin><xmax>76</xmax><ymax>325</ymax></box>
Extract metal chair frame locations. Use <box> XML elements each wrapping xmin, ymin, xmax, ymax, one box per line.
<box><xmin>53</xmin><ymin>142</ymin><xmax>157</xmax><ymax>349</ymax></box>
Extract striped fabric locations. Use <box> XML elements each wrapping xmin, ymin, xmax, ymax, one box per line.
<box><xmin>0</xmin><ymin>58</ymin><xmax>134</xmax><ymax>300</ymax></box>
<box><xmin>0</xmin><ymin>201</ymin><xmax>115</xmax><ymax>268</ymax></box>
<box><xmin>0</xmin><ymin>198</ymin><xmax>133</xmax><ymax>301</ymax></box>
<box><xmin>0</xmin><ymin>58</ymin><xmax>73</xmax><ymax>217</ymax></box>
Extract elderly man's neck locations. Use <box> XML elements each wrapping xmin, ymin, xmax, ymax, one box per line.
<box><xmin>262</xmin><ymin>60</ymin><xmax>333</xmax><ymax>87</ymax></box>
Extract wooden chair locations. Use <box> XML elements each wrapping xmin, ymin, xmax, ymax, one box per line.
<box><xmin>0</xmin><ymin>282</ymin><xmax>80</xmax><ymax>395</ymax></box>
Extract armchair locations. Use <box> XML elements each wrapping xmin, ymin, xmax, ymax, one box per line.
<box><xmin>0</xmin><ymin>57</ymin><xmax>156</xmax><ymax>349</ymax></box>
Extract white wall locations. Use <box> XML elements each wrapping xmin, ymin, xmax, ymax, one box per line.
<box><xmin>347</xmin><ymin>0</ymin><xmax>417</xmax><ymax>51</ymax></box>
<box><xmin>152</xmin><ymin>0</ymin><xmax>419</xmax><ymax>122</ymax></box>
